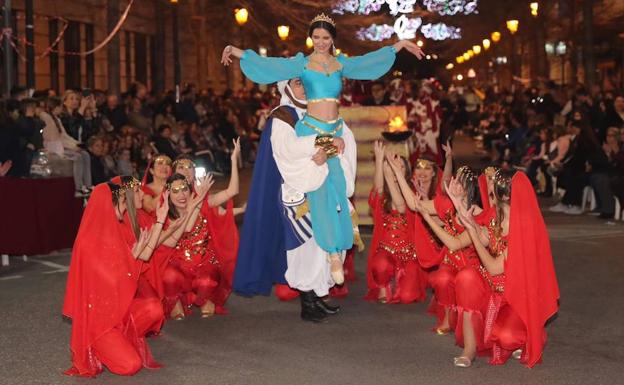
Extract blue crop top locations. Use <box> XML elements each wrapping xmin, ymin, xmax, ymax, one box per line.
<box><xmin>240</xmin><ymin>46</ymin><xmax>396</xmax><ymax>102</ymax></box>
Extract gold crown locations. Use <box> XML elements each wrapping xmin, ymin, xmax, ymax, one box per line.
<box><xmin>310</xmin><ymin>13</ymin><xmax>335</xmax><ymax>27</ymax></box>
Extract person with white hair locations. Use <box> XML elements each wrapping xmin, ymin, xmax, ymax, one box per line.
<box><xmin>234</xmin><ymin>77</ymin><xmax>357</xmax><ymax>323</ymax></box>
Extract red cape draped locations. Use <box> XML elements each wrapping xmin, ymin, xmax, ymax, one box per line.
<box><xmin>62</xmin><ymin>184</ymin><xmax>144</xmax><ymax>376</ymax></box>
<box><xmin>505</xmin><ymin>172</ymin><xmax>560</xmax><ymax>367</ymax></box>
<box><xmin>365</xmin><ymin>189</ymin><xmax>387</xmax><ymax>300</ymax></box>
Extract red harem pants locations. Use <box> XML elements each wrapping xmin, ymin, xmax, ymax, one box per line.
<box><xmin>428</xmin><ymin>263</ymin><xmax>457</xmax><ymax>327</ymax></box>
<box><xmin>488</xmin><ymin>302</ymin><xmax>529</xmax><ymax>365</ymax></box>
<box><xmin>370</xmin><ymin>249</ymin><xmax>427</xmax><ymax>304</ymax></box>
<box><xmin>454</xmin><ymin>266</ymin><xmax>491</xmax><ymax>354</ymax></box>
<box><xmin>162</xmin><ymin>261</ymin><xmax>219</xmax><ymax>315</ymax></box>
<box><xmin>91</xmin><ymin>297</ymin><xmax>164</xmax><ymax>376</ymax></box>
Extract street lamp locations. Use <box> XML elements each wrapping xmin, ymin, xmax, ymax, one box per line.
<box><xmin>234</xmin><ymin>8</ymin><xmax>248</xmax><ymax>26</ymax></box>
<box><xmin>467</xmin><ymin>49</ymin><xmax>475</xmax><ymax>58</ymax></box>
<box><xmin>306</xmin><ymin>37</ymin><xmax>313</xmax><ymax>49</ymax></box>
<box><xmin>506</xmin><ymin>20</ymin><xmax>519</xmax><ymax>34</ymax></box>
<box><xmin>457</xmin><ymin>56</ymin><xmax>464</xmax><ymax>64</ymax></box>
<box><xmin>463</xmin><ymin>52</ymin><xmax>470</xmax><ymax>61</ymax></box>
<box><xmin>473</xmin><ymin>45</ymin><xmax>482</xmax><ymax>55</ymax></box>
<box><xmin>530</xmin><ymin>2</ymin><xmax>539</xmax><ymax>17</ymax></box>
<box><xmin>456</xmin><ymin>74</ymin><xmax>464</xmax><ymax>81</ymax></box>
<box><xmin>446</xmin><ymin>63</ymin><xmax>454</xmax><ymax>70</ymax></box>
<box><xmin>483</xmin><ymin>38</ymin><xmax>491</xmax><ymax>50</ymax></box>
<box><xmin>417</xmin><ymin>40</ymin><xmax>424</xmax><ymax>48</ymax></box>
<box><xmin>491</xmin><ymin>31</ymin><xmax>501</xmax><ymax>43</ymax></box>
<box><xmin>277</xmin><ymin>25</ymin><xmax>290</xmax><ymax>41</ymax></box>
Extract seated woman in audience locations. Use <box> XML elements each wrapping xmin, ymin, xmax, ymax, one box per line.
<box><xmin>451</xmin><ymin>170</ymin><xmax>559</xmax><ymax>368</ymax></box>
<box><xmin>141</xmin><ymin>154</ymin><xmax>172</xmax><ymax>213</ymax></box>
<box><xmin>162</xmin><ymin>139</ymin><xmax>241</xmax><ymax>319</ymax></box>
<box><xmin>63</xmin><ymin>176</ymin><xmax>170</xmax><ymax>377</ymax></box>
<box><xmin>41</xmin><ymin>97</ymin><xmax>93</xmax><ymax>197</ymax></box>
<box><xmin>364</xmin><ymin>140</ymin><xmax>427</xmax><ymax>304</ymax></box>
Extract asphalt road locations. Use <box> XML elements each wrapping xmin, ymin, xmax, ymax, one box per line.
<box><xmin>1</xmin><ymin>210</ymin><xmax>624</xmax><ymax>385</ymax></box>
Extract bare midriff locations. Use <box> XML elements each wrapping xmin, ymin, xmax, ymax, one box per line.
<box><xmin>307</xmin><ymin>100</ymin><xmax>340</xmax><ymax>122</ymax></box>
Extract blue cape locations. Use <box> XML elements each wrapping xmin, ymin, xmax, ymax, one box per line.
<box><xmin>233</xmin><ymin>106</ymin><xmax>300</xmax><ymax>296</ymax></box>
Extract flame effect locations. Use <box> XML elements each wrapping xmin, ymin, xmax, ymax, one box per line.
<box><xmin>388</xmin><ymin>116</ymin><xmax>407</xmax><ymax>132</ymax></box>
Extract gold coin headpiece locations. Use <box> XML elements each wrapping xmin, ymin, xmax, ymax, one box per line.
<box><xmin>110</xmin><ymin>177</ymin><xmax>141</xmax><ymax>200</ymax></box>
<box><xmin>310</xmin><ymin>13</ymin><xmax>335</xmax><ymax>27</ymax></box>
<box><xmin>415</xmin><ymin>158</ymin><xmax>434</xmax><ymax>170</ymax></box>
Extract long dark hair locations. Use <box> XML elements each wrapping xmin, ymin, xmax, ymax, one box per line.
<box><xmin>166</xmin><ymin>173</ymin><xmax>192</xmax><ymax>220</ymax></box>
<box><xmin>107</xmin><ymin>175</ymin><xmax>140</xmax><ymax>239</ymax></box>
<box><xmin>493</xmin><ymin>169</ymin><xmax>515</xmax><ymax>235</ymax></box>
<box><xmin>456</xmin><ymin>166</ymin><xmax>481</xmax><ymax>209</ymax></box>
<box><xmin>308</xmin><ymin>21</ymin><xmax>337</xmax><ymax>39</ymax></box>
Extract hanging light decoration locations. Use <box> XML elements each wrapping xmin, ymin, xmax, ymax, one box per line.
<box><xmin>491</xmin><ymin>31</ymin><xmax>501</xmax><ymax>42</ymax></box>
<box><xmin>446</xmin><ymin>63</ymin><xmax>455</xmax><ymax>70</ymax></box>
<box><xmin>420</xmin><ymin>22</ymin><xmax>462</xmax><ymax>40</ymax></box>
<box><xmin>417</xmin><ymin>40</ymin><xmax>424</xmax><ymax>47</ymax></box>
<box><xmin>463</xmin><ymin>52</ymin><xmax>470</xmax><ymax>61</ymax></box>
<box><xmin>530</xmin><ymin>2</ymin><xmax>539</xmax><ymax>17</ymax></box>
<box><xmin>306</xmin><ymin>37</ymin><xmax>314</xmax><ymax>49</ymax></box>
<box><xmin>482</xmin><ymin>38</ymin><xmax>491</xmax><ymax>50</ymax></box>
<box><xmin>456</xmin><ymin>56</ymin><xmax>465</xmax><ymax>64</ymax></box>
<box><xmin>506</xmin><ymin>19</ymin><xmax>519</xmax><ymax>34</ymax></box>
<box><xmin>472</xmin><ymin>45</ymin><xmax>481</xmax><ymax>55</ymax></box>
<box><xmin>277</xmin><ymin>25</ymin><xmax>290</xmax><ymax>40</ymax></box>
<box><xmin>467</xmin><ymin>49</ymin><xmax>475</xmax><ymax>58</ymax></box>
<box><xmin>234</xmin><ymin>8</ymin><xmax>249</xmax><ymax>26</ymax></box>
<box><xmin>456</xmin><ymin>74</ymin><xmax>464</xmax><ymax>81</ymax></box>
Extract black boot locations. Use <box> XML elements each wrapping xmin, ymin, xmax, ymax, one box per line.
<box><xmin>299</xmin><ymin>291</ymin><xmax>327</xmax><ymax>323</ymax></box>
<box><xmin>313</xmin><ymin>293</ymin><xmax>340</xmax><ymax>315</ymax></box>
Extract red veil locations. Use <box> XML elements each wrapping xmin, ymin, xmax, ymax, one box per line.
<box><xmin>62</xmin><ymin>184</ymin><xmax>143</xmax><ymax>376</ymax></box>
<box><xmin>203</xmin><ymin>198</ymin><xmax>239</xmax><ymax>313</ymax></box>
<box><xmin>478</xmin><ymin>174</ymin><xmax>491</xmax><ymax>211</ymax></box>
<box><xmin>505</xmin><ymin>172</ymin><xmax>560</xmax><ymax>367</ymax></box>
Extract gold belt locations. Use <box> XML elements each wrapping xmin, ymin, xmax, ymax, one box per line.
<box><xmin>308</xmin><ymin>98</ymin><xmax>340</xmax><ymax>104</ymax></box>
<box><xmin>301</xmin><ymin>119</ymin><xmax>342</xmax><ymax>136</ymax></box>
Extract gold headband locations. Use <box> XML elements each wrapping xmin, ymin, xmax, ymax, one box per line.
<box><xmin>173</xmin><ymin>158</ymin><xmax>195</xmax><ymax>170</ymax></box>
<box><xmin>415</xmin><ymin>158</ymin><xmax>434</xmax><ymax>170</ymax></box>
<box><xmin>310</xmin><ymin>13</ymin><xmax>335</xmax><ymax>27</ymax></box>
<box><xmin>111</xmin><ymin>177</ymin><xmax>141</xmax><ymax>200</ymax></box>
<box><xmin>166</xmin><ymin>178</ymin><xmax>191</xmax><ymax>192</ymax></box>
<box><xmin>457</xmin><ymin>166</ymin><xmax>476</xmax><ymax>183</ymax></box>
<box><xmin>153</xmin><ymin>155</ymin><xmax>172</xmax><ymax>166</ymax></box>
<box><xmin>484</xmin><ymin>166</ymin><xmax>498</xmax><ymax>179</ymax></box>
<box><xmin>494</xmin><ymin>169</ymin><xmax>512</xmax><ymax>188</ymax></box>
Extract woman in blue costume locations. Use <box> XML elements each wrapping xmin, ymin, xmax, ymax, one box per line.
<box><xmin>222</xmin><ymin>13</ymin><xmax>423</xmax><ymax>284</ymax></box>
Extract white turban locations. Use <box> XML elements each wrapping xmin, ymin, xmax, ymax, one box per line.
<box><xmin>277</xmin><ymin>79</ymin><xmax>307</xmax><ymax>116</ymax></box>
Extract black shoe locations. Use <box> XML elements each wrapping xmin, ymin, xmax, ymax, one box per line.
<box><xmin>312</xmin><ymin>294</ymin><xmax>340</xmax><ymax>315</ymax></box>
<box><xmin>299</xmin><ymin>291</ymin><xmax>327</xmax><ymax>323</ymax></box>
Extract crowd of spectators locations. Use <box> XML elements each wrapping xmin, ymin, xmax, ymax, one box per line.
<box><xmin>2</xmin><ymin>76</ymin><xmax>623</xmax><ymax>221</ymax></box>
<box><xmin>0</xmin><ymin>82</ymin><xmax>280</xmax><ymax>196</ymax></box>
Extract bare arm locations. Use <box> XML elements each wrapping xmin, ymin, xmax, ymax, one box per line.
<box><xmin>465</xmin><ymin>225</ymin><xmax>504</xmax><ymax>275</ymax></box>
<box><xmin>373</xmin><ymin>140</ymin><xmax>385</xmax><ymax>194</ymax></box>
<box><xmin>387</xmin><ymin>152</ymin><xmax>437</xmax><ymax>215</ymax></box>
<box><xmin>383</xmin><ymin>162</ymin><xmax>407</xmax><ymax>214</ymax></box>
<box><xmin>420</xmin><ymin>209</ymin><xmax>472</xmax><ymax>251</ymax></box>
<box><xmin>208</xmin><ymin>138</ymin><xmax>240</xmax><ymax>208</ymax></box>
<box><xmin>441</xmin><ymin>141</ymin><xmax>453</xmax><ymax>187</ymax></box>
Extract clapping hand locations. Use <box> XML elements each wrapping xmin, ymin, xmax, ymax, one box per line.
<box><xmin>192</xmin><ymin>174</ymin><xmax>215</xmax><ymax>206</ymax></box>
<box><xmin>132</xmin><ymin>228</ymin><xmax>150</xmax><ymax>260</ymax></box>
<box><xmin>155</xmin><ymin>191</ymin><xmax>170</xmax><ymax>224</ymax></box>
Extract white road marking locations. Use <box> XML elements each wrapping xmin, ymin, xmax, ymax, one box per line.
<box><xmin>0</xmin><ymin>275</ymin><xmax>24</xmax><ymax>281</ymax></box>
<box><xmin>30</xmin><ymin>259</ymin><xmax>69</xmax><ymax>274</ymax></box>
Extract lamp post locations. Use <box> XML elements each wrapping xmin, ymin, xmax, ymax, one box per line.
<box><xmin>556</xmin><ymin>41</ymin><xmax>567</xmax><ymax>85</ymax></box>
<box><xmin>2</xmin><ymin>0</ymin><xmax>13</xmax><ymax>97</ymax></box>
<box><xmin>171</xmin><ymin>0</ymin><xmax>181</xmax><ymax>98</ymax></box>
<box><xmin>507</xmin><ymin>20</ymin><xmax>519</xmax><ymax>79</ymax></box>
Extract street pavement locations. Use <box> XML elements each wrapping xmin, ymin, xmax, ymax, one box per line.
<box><xmin>1</xmin><ymin>136</ymin><xmax>624</xmax><ymax>384</ymax></box>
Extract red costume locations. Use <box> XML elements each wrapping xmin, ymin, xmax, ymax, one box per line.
<box><xmin>63</xmin><ymin>184</ymin><xmax>163</xmax><ymax>377</ymax></box>
<box><xmin>421</xmin><ymin>194</ymin><xmax>495</xmax><ymax>329</ymax></box>
<box><xmin>365</xmin><ymin>190</ymin><xmax>428</xmax><ymax>304</ymax></box>
<box><xmin>162</xmin><ymin>199</ymin><xmax>238</xmax><ymax>316</ymax></box>
<box><xmin>454</xmin><ymin>173</ymin><xmax>559</xmax><ymax>367</ymax></box>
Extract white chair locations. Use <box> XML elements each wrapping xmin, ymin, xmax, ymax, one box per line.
<box><xmin>581</xmin><ymin>186</ymin><xmax>596</xmax><ymax>212</ymax></box>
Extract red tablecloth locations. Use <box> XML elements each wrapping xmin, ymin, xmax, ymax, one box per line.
<box><xmin>0</xmin><ymin>177</ymin><xmax>83</xmax><ymax>255</ymax></box>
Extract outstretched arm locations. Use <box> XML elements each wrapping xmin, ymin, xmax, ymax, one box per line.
<box><xmin>221</xmin><ymin>46</ymin><xmax>304</xmax><ymax>84</ymax></box>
